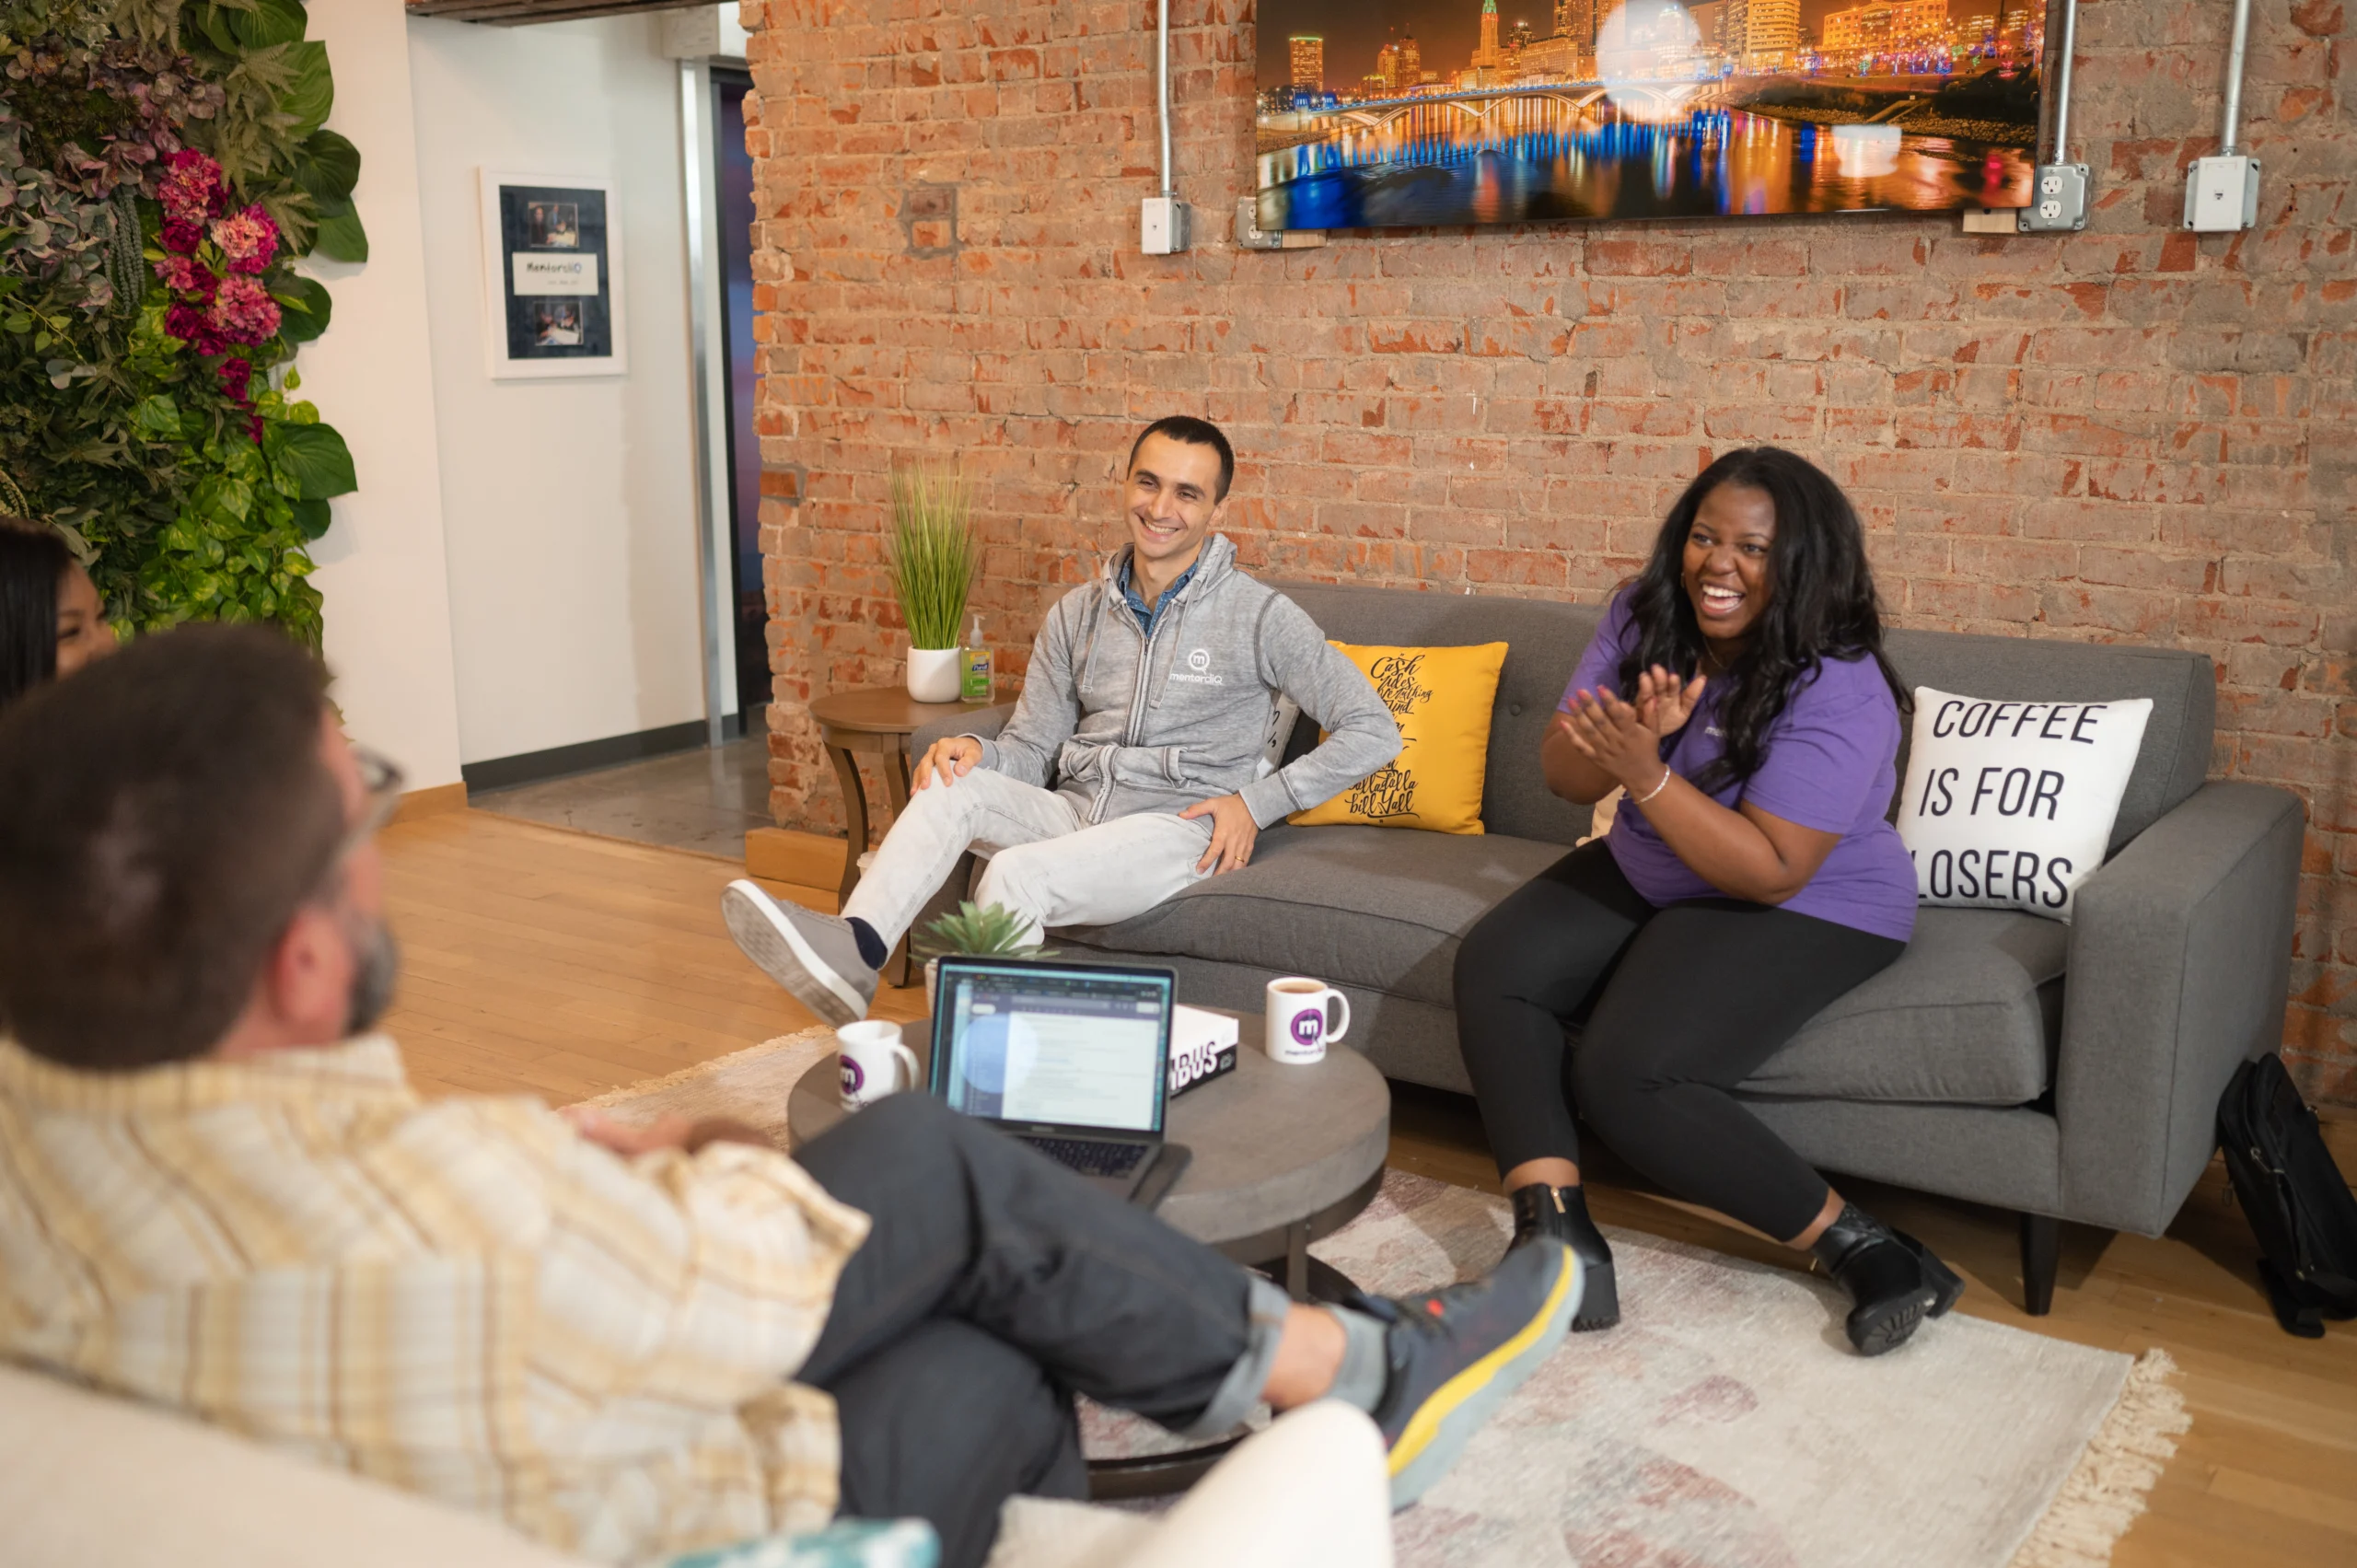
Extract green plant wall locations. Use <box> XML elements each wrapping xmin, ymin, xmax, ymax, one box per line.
<box><xmin>0</xmin><ymin>0</ymin><xmax>364</xmax><ymax>645</ymax></box>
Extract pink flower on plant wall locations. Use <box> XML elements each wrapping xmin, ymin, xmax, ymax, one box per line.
<box><xmin>206</xmin><ymin>274</ymin><xmax>283</xmax><ymax>345</ymax></box>
<box><xmin>152</xmin><ymin>253</ymin><xmax>215</xmax><ymax>296</ymax></box>
<box><xmin>158</xmin><ymin>148</ymin><xmax>225</xmax><ymax>225</ymax></box>
<box><xmin>163</xmin><ymin>301</ymin><xmax>224</xmax><ymax>355</ymax></box>
<box><xmin>159</xmin><ymin>217</ymin><xmax>205</xmax><ymax>255</ymax></box>
<box><xmin>217</xmin><ymin>357</ymin><xmax>253</xmax><ymax>401</ymax></box>
<box><xmin>209</xmin><ymin>204</ymin><xmax>279</xmax><ymax>275</ymax></box>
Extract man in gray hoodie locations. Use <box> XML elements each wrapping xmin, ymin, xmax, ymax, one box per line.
<box><xmin>722</xmin><ymin>416</ymin><xmax>1401</xmax><ymax>1025</ymax></box>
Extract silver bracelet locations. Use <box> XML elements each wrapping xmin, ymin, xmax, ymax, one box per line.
<box><xmin>1632</xmin><ymin>765</ymin><xmax>1674</xmax><ymax>805</ymax></box>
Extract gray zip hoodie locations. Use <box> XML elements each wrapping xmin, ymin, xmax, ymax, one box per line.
<box><xmin>970</xmin><ymin>534</ymin><xmax>1400</xmax><ymax>828</ymax></box>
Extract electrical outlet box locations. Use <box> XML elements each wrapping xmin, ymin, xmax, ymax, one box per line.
<box><xmin>1140</xmin><ymin>195</ymin><xmax>1191</xmax><ymax>256</ymax></box>
<box><xmin>1233</xmin><ymin>197</ymin><xmax>1327</xmax><ymax>251</ymax></box>
<box><xmin>2183</xmin><ymin>156</ymin><xmax>2260</xmax><ymax>232</ymax></box>
<box><xmin>2017</xmin><ymin>164</ymin><xmax>2089</xmax><ymax>233</ymax></box>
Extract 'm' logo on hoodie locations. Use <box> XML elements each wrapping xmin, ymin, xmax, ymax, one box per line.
<box><xmin>1170</xmin><ymin>647</ymin><xmax>1225</xmax><ymax>687</ymax></box>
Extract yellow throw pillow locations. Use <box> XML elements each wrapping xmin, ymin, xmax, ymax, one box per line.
<box><xmin>1289</xmin><ymin>642</ymin><xmax>1509</xmax><ymax>835</ymax></box>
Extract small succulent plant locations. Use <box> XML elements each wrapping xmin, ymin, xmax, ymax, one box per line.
<box><xmin>913</xmin><ymin>900</ymin><xmax>1060</xmax><ymax>960</ymax></box>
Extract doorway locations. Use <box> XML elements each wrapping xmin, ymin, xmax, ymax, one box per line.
<box><xmin>712</xmin><ymin>67</ymin><xmax>766</xmax><ymax>723</ymax></box>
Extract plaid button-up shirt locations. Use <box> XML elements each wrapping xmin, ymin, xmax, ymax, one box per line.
<box><xmin>0</xmin><ymin>1035</ymin><xmax>870</xmax><ymax>1565</ymax></box>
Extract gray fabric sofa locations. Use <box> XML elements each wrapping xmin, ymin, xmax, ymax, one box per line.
<box><xmin>911</xmin><ymin>583</ymin><xmax>2305</xmax><ymax>1311</ymax></box>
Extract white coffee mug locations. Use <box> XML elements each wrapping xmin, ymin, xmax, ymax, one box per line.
<box><xmin>838</xmin><ymin>1019</ymin><xmax>920</xmax><ymax>1110</ymax></box>
<box><xmin>1265</xmin><ymin>977</ymin><xmax>1350</xmax><ymax>1065</ymax></box>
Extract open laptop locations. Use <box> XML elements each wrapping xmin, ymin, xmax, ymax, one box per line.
<box><xmin>928</xmin><ymin>957</ymin><xmax>1191</xmax><ymax>1206</ymax></box>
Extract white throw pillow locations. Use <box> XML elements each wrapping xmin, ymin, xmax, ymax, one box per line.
<box><xmin>1895</xmin><ymin>688</ymin><xmax>2153</xmax><ymax>923</ymax></box>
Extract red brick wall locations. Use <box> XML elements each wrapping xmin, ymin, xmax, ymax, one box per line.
<box><xmin>742</xmin><ymin>0</ymin><xmax>2357</xmax><ymax>1103</ymax></box>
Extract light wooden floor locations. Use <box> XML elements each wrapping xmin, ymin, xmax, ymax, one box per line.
<box><xmin>382</xmin><ymin>810</ymin><xmax>2357</xmax><ymax>1568</ymax></box>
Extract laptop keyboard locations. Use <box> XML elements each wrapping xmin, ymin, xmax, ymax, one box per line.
<box><xmin>1018</xmin><ymin>1136</ymin><xmax>1149</xmax><ymax>1179</ymax></box>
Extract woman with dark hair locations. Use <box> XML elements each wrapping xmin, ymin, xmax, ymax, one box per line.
<box><xmin>0</xmin><ymin>519</ymin><xmax>115</xmax><ymax>709</ymax></box>
<box><xmin>1455</xmin><ymin>447</ymin><xmax>1961</xmax><ymax>1356</ymax></box>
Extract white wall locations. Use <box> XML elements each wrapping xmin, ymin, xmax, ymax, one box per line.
<box><xmin>408</xmin><ymin>16</ymin><xmax>711</xmax><ymax>766</ymax></box>
<box><xmin>300</xmin><ymin>0</ymin><xmax>466</xmax><ymax>790</ymax></box>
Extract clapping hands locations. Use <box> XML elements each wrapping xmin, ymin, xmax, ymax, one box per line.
<box><xmin>1552</xmin><ymin>665</ymin><xmax>1707</xmax><ymax>793</ymax></box>
<box><xmin>1631</xmin><ymin>665</ymin><xmax>1708</xmax><ymax>737</ymax></box>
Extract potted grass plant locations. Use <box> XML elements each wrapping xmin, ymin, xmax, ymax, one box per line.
<box><xmin>913</xmin><ymin>900</ymin><xmax>1058</xmax><ymax>1011</ymax></box>
<box><xmin>887</xmin><ymin>468</ymin><xmax>979</xmax><ymax>702</ymax></box>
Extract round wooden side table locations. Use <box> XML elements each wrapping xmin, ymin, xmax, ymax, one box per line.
<box><xmin>807</xmin><ymin>687</ymin><xmax>975</xmax><ymax>977</ymax></box>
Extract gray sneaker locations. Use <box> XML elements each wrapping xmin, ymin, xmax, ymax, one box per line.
<box><xmin>720</xmin><ymin>879</ymin><xmax>879</xmax><ymax>1026</ymax></box>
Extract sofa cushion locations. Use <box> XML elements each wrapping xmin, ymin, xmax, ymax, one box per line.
<box><xmin>1075</xmin><ymin>835</ymin><xmax>2069</xmax><ymax>1109</ymax></box>
<box><xmin>1739</xmin><ymin>908</ymin><xmax>2069</xmax><ymax>1106</ymax></box>
<box><xmin>1062</xmin><ymin>824</ymin><xmax>1569</xmax><ymax>1007</ymax></box>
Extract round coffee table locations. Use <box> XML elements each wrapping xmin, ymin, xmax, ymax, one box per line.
<box><xmin>784</xmin><ymin>1010</ymin><xmax>1391</xmax><ymax>1494</ymax></box>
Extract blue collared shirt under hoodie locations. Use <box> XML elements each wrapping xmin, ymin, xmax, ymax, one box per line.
<box><xmin>1118</xmin><ymin>553</ymin><xmax>1201</xmax><ymax>637</ymax></box>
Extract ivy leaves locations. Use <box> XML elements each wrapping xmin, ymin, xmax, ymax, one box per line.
<box><xmin>301</xmin><ymin>122</ymin><xmax>366</xmax><ymax>262</ymax></box>
<box><xmin>222</xmin><ymin>0</ymin><xmax>309</xmax><ymax>50</ymax></box>
<box><xmin>262</xmin><ymin>418</ymin><xmax>354</xmax><ymax>504</ymax></box>
<box><xmin>280</xmin><ymin>42</ymin><xmax>331</xmax><ymax>136</ymax></box>
<box><xmin>142</xmin><ymin>423</ymin><xmax>322</xmax><ymax>638</ymax></box>
<box><xmin>284</xmin><ymin>65</ymin><xmax>366</xmax><ymax>261</ymax></box>
<box><xmin>133</xmin><ymin>382</ymin><xmax>334</xmax><ymax>635</ymax></box>
<box><xmin>297</xmin><ymin>127</ymin><xmax>360</xmax><ymax>197</ymax></box>
<box><xmin>272</xmin><ymin>272</ymin><xmax>331</xmax><ymax>342</ymax></box>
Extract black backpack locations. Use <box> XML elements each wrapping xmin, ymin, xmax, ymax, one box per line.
<box><xmin>2217</xmin><ymin>1053</ymin><xmax>2357</xmax><ymax>1338</ymax></box>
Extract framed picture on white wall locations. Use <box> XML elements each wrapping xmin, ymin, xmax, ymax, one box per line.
<box><xmin>479</xmin><ymin>170</ymin><xmax>628</xmax><ymax>378</ymax></box>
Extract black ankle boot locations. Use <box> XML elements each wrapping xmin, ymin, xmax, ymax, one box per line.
<box><xmin>1810</xmin><ymin>1203</ymin><xmax>1938</xmax><ymax>1356</ymax></box>
<box><xmin>1508</xmin><ymin>1184</ymin><xmax>1620</xmax><ymax>1332</ymax></box>
<box><xmin>1894</xmin><ymin>1228</ymin><xmax>1967</xmax><ymax>1318</ymax></box>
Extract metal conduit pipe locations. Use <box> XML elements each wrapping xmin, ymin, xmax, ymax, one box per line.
<box><xmin>2049</xmin><ymin>0</ymin><xmax>2080</xmax><ymax>161</ymax></box>
<box><xmin>2220</xmin><ymin>0</ymin><xmax>2256</xmax><ymax>152</ymax></box>
<box><xmin>1157</xmin><ymin>0</ymin><xmax>1174</xmax><ymax>195</ymax></box>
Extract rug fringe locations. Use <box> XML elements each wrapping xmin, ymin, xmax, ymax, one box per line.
<box><xmin>568</xmin><ymin>1026</ymin><xmax>837</xmax><ymax>1109</ymax></box>
<box><xmin>2005</xmin><ymin>1348</ymin><xmax>2189</xmax><ymax>1568</ymax></box>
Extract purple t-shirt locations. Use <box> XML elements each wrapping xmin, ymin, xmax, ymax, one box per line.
<box><xmin>1563</xmin><ymin>595</ymin><xmax>1917</xmax><ymax>943</ymax></box>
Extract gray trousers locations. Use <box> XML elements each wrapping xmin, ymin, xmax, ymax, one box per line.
<box><xmin>842</xmin><ymin>766</ymin><xmax>1214</xmax><ymax>947</ymax></box>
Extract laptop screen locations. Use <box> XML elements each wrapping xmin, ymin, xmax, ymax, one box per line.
<box><xmin>932</xmin><ymin>961</ymin><xmax>1173</xmax><ymax>1135</ymax></box>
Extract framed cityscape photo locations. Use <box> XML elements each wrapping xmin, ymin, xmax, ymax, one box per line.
<box><xmin>479</xmin><ymin>171</ymin><xmax>627</xmax><ymax>378</ymax></box>
<box><xmin>1255</xmin><ymin>0</ymin><xmax>2042</xmax><ymax>229</ymax></box>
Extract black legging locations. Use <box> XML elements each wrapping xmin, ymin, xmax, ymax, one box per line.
<box><xmin>1455</xmin><ymin>840</ymin><xmax>1905</xmax><ymax>1243</ymax></box>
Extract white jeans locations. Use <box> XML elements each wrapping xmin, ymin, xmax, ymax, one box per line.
<box><xmin>842</xmin><ymin>766</ymin><xmax>1215</xmax><ymax>948</ymax></box>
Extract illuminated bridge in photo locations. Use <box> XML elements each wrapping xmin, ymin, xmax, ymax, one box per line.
<box><xmin>1295</xmin><ymin>76</ymin><xmax>1740</xmax><ymax>129</ymax></box>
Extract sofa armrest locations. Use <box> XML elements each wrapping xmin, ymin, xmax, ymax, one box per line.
<box><xmin>2056</xmin><ymin>780</ymin><xmax>2305</xmax><ymax>1235</ymax></box>
<box><xmin>0</xmin><ymin>1364</ymin><xmax>589</xmax><ymax>1568</ymax></box>
<box><xmin>911</xmin><ymin>702</ymin><xmax>1015</xmax><ymax>756</ymax></box>
<box><xmin>989</xmin><ymin>1405</ymin><xmax>1388</xmax><ymax>1568</ymax></box>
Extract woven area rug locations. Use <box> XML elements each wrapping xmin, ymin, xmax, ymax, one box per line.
<box><xmin>583</xmin><ymin>1030</ymin><xmax>2187</xmax><ymax>1568</ymax></box>
<box><xmin>572</xmin><ymin>1025</ymin><xmax>842</xmax><ymax>1132</ymax></box>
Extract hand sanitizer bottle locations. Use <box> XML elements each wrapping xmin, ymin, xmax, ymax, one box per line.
<box><xmin>960</xmin><ymin>611</ymin><xmax>993</xmax><ymax>704</ymax></box>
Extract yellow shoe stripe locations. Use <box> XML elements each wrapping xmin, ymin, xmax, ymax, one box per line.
<box><xmin>1388</xmin><ymin>1248</ymin><xmax>1578</xmax><ymax>1477</ymax></box>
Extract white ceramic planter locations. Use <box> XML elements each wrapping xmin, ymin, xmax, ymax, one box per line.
<box><xmin>906</xmin><ymin>645</ymin><xmax>961</xmax><ymax>703</ymax></box>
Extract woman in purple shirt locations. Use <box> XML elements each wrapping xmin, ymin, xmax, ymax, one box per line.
<box><xmin>1454</xmin><ymin>447</ymin><xmax>1964</xmax><ymax>1357</ymax></box>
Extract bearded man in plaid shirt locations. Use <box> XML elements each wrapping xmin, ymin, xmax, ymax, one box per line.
<box><xmin>0</xmin><ymin>626</ymin><xmax>1580</xmax><ymax>1568</ymax></box>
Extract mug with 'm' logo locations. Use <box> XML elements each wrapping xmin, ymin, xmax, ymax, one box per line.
<box><xmin>1264</xmin><ymin>977</ymin><xmax>1350</xmax><ymax>1065</ymax></box>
